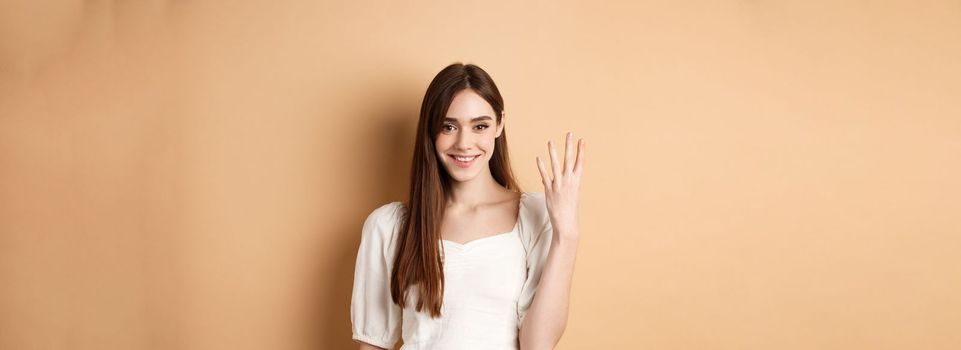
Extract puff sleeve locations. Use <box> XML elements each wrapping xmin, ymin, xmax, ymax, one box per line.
<box><xmin>350</xmin><ymin>202</ymin><xmax>405</xmax><ymax>349</ymax></box>
<box><xmin>516</xmin><ymin>192</ymin><xmax>554</xmax><ymax>326</ymax></box>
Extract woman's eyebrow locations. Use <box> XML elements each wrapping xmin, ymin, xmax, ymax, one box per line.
<box><xmin>443</xmin><ymin>116</ymin><xmax>493</xmax><ymax>123</ymax></box>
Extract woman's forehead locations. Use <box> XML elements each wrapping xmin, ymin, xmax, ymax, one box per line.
<box><xmin>446</xmin><ymin>90</ymin><xmax>496</xmax><ymax>120</ymax></box>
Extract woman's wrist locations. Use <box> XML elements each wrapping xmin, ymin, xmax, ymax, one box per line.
<box><xmin>552</xmin><ymin>228</ymin><xmax>580</xmax><ymax>247</ymax></box>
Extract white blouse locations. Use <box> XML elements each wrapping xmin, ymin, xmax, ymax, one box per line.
<box><xmin>350</xmin><ymin>192</ymin><xmax>553</xmax><ymax>350</ymax></box>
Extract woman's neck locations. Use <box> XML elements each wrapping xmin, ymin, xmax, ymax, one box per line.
<box><xmin>447</xmin><ymin>171</ymin><xmax>511</xmax><ymax>209</ymax></box>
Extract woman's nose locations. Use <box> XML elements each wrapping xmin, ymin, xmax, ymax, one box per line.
<box><xmin>455</xmin><ymin>131</ymin><xmax>472</xmax><ymax>149</ymax></box>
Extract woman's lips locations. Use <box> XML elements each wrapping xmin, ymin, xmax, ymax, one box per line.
<box><xmin>449</xmin><ymin>154</ymin><xmax>479</xmax><ymax>168</ymax></box>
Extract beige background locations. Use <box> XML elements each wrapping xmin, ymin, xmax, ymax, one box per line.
<box><xmin>1</xmin><ymin>0</ymin><xmax>959</xmax><ymax>349</ymax></box>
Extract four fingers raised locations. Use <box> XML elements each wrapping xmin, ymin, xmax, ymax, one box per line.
<box><xmin>537</xmin><ymin>132</ymin><xmax>585</xmax><ymax>188</ymax></box>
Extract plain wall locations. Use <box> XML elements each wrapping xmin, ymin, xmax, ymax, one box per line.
<box><xmin>1</xmin><ymin>0</ymin><xmax>959</xmax><ymax>349</ymax></box>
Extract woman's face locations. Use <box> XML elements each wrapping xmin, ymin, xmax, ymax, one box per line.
<box><xmin>435</xmin><ymin>89</ymin><xmax>504</xmax><ymax>183</ymax></box>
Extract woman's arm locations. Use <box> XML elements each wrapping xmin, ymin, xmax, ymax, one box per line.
<box><xmin>358</xmin><ymin>341</ymin><xmax>387</xmax><ymax>350</ymax></box>
<box><xmin>520</xmin><ymin>133</ymin><xmax>585</xmax><ymax>350</ymax></box>
<box><xmin>518</xmin><ymin>232</ymin><xmax>579</xmax><ymax>350</ymax></box>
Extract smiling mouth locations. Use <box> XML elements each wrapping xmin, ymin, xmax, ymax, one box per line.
<box><xmin>448</xmin><ymin>154</ymin><xmax>480</xmax><ymax>168</ymax></box>
<box><xmin>450</xmin><ymin>154</ymin><xmax>480</xmax><ymax>161</ymax></box>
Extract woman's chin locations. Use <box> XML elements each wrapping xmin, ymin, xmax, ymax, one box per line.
<box><xmin>445</xmin><ymin>168</ymin><xmax>480</xmax><ymax>183</ymax></box>
<box><xmin>449</xmin><ymin>174</ymin><xmax>477</xmax><ymax>183</ymax></box>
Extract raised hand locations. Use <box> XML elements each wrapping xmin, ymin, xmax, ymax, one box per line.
<box><xmin>536</xmin><ymin>132</ymin><xmax>585</xmax><ymax>241</ymax></box>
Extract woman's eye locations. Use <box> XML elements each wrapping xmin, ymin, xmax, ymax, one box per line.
<box><xmin>475</xmin><ymin>124</ymin><xmax>489</xmax><ymax>131</ymax></box>
<box><xmin>442</xmin><ymin>124</ymin><xmax>456</xmax><ymax>132</ymax></box>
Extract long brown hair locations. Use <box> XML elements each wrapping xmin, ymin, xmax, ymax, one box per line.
<box><xmin>390</xmin><ymin>63</ymin><xmax>521</xmax><ymax>317</ymax></box>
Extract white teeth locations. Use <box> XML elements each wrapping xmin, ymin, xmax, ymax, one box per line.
<box><xmin>453</xmin><ymin>155</ymin><xmax>478</xmax><ymax>162</ymax></box>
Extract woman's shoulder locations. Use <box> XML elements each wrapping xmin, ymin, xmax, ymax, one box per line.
<box><xmin>361</xmin><ymin>201</ymin><xmax>406</xmax><ymax>241</ymax></box>
<box><xmin>368</xmin><ymin>201</ymin><xmax>406</xmax><ymax>222</ymax></box>
<box><xmin>519</xmin><ymin>191</ymin><xmax>548</xmax><ymax>220</ymax></box>
<box><xmin>518</xmin><ymin>192</ymin><xmax>551</xmax><ymax>243</ymax></box>
<box><xmin>520</xmin><ymin>191</ymin><xmax>545</xmax><ymax>203</ymax></box>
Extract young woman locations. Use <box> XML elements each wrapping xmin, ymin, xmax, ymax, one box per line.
<box><xmin>350</xmin><ymin>63</ymin><xmax>585</xmax><ymax>349</ymax></box>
